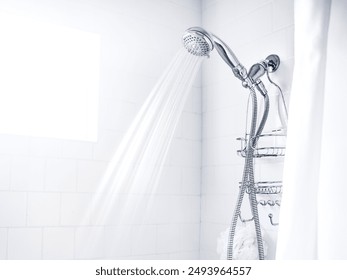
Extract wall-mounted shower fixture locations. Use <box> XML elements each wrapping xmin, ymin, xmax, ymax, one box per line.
<box><xmin>182</xmin><ymin>27</ymin><xmax>280</xmax><ymax>89</ymax></box>
<box><xmin>248</xmin><ymin>54</ymin><xmax>280</xmax><ymax>82</ymax></box>
<box><xmin>183</xmin><ymin>27</ymin><xmax>287</xmax><ymax>260</ymax></box>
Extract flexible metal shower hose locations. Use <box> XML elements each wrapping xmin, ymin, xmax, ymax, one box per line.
<box><xmin>227</xmin><ymin>88</ymin><xmax>269</xmax><ymax>260</ymax></box>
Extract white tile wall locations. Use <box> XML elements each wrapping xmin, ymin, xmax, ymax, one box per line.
<box><xmin>61</xmin><ymin>193</ymin><xmax>92</xmax><ymax>226</ymax></box>
<box><xmin>77</xmin><ymin>160</ymin><xmax>107</xmax><ymax>193</ymax></box>
<box><xmin>11</xmin><ymin>156</ymin><xmax>45</xmax><ymax>191</ymax></box>
<box><xmin>29</xmin><ymin>137</ymin><xmax>62</xmax><ymax>158</ymax></box>
<box><xmin>62</xmin><ymin>141</ymin><xmax>93</xmax><ymax>160</ymax></box>
<box><xmin>45</xmin><ymin>158</ymin><xmax>77</xmax><ymax>192</ymax></box>
<box><xmin>27</xmin><ymin>193</ymin><xmax>60</xmax><ymax>226</ymax></box>
<box><xmin>0</xmin><ymin>0</ymin><xmax>202</xmax><ymax>259</ymax></box>
<box><xmin>7</xmin><ymin>228</ymin><xmax>42</xmax><ymax>259</ymax></box>
<box><xmin>43</xmin><ymin>228</ymin><xmax>75</xmax><ymax>259</ymax></box>
<box><xmin>0</xmin><ymin>192</ymin><xmax>27</xmax><ymax>227</ymax></box>
<box><xmin>0</xmin><ymin>156</ymin><xmax>11</xmax><ymax>190</ymax></box>
<box><xmin>131</xmin><ymin>225</ymin><xmax>157</xmax><ymax>256</ymax></box>
<box><xmin>0</xmin><ymin>228</ymin><xmax>7</xmax><ymax>259</ymax></box>
<box><xmin>201</xmin><ymin>0</ymin><xmax>294</xmax><ymax>259</ymax></box>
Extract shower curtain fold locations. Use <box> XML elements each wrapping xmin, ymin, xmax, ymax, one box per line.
<box><xmin>276</xmin><ymin>0</ymin><xmax>347</xmax><ymax>259</ymax></box>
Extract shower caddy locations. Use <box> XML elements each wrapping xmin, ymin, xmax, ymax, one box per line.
<box><xmin>236</xmin><ymin>130</ymin><xmax>285</xmax><ymax>226</ymax></box>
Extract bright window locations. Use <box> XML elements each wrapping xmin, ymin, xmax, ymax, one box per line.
<box><xmin>0</xmin><ymin>12</ymin><xmax>100</xmax><ymax>141</ymax></box>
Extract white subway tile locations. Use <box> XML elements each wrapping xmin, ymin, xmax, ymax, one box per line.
<box><xmin>221</xmin><ymin>4</ymin><xmax>273</xmax><ymax>47</ymax></box>
<box><xmin>43</xmin><ymin>228</ymin><xmax>74</xmax><ymax>259</ymax></box>
<box><xmin>202</xmin><ymin>82</ymin><xmax>235</xmax><ymax>113</ymax></box>
<box><xmin>99</xmin><ymin>99</ymin><xmax>139</xmax><ymax>132</ymax></box>
<box><xmin>0</xmin><ymin>228</ymin><xmax>7</xmax><ymax>259</ymax></box>
<box><xmin>170</xmin><ymin>196</ymin><xmax>200</xmax><ymax>223</ymax></box>
<box><xmin>11</xmin><ymin>156</ymin><xmax>45</xmax><ymax>191</ymax></box>
<box><xmin>214</xmin><ymin>164</ymin><xmax>244</xmax><ymax>194</ymax></box>
<box><xmin>89</xmin><ymin>193</ymin><xmax>126</xmax><ymax>226</ymax></box>
<box><xmin>0</xmin><ymin>155</ymin><xmax>11</xmax><ymax>190</ymax></box>
<box><xmin>74</xmin><ymin>226</ymin><xmax>105</xmax><ymax>259</ymax></box>
<box><xmin>77</xmin><ymin>160</ymin><xmax>107</xmax><ymax>193</ymax></box>
<box><xmin>181</xmin><ymin>112</ymin><xmax>201</xmax><ymax>141</ymax></box>
<box><xmin>201</xmin><ymin>194</ymin><xmax>234</xmax><ymax>224</ymax></box>
<box><xmin>45</xmin><ymin>158</ymin><xmax>77</xmax><ymax>192</ymax></box>
<box><xmin>177</xmin><ymin>223</ymin><xmax>200</xmax><ymax>252</ymax></box>
<box><xmin>126</xmin><ymin>253</ymin><xmax>170</xmax><ymax>260</ymax></box>
<box><xmin>259</xmin><ymin>162</ymin><xmax>284</xmax><ymax>181</ymax></box>
<box><xmin>192</xmin><ymin>87</ymin><xmax>202</xmax><ymax>114</ymax></box>
<box><xmin>27</xmin><ymin>193</ymin><xmax>60</xmax><ymax>226</ymax></box>
<box><xmin>193</xmin><ymin>142</ymin><xmax>202</xmax><ymax>169</ymax></box>
<box><xmin>169</xmin><ymin>251</ymin><xmax>200</xmax><ymax>260</ymax></box>
<box><xmin>93</xmin><ymin>130</ymin><xmax>123</xmax><ymax>161</ymax></box>
<box><xmin>200</xmin><ymin>249</ymin><xmax>219</xmax><ymax>260</ymax></box>
<box><xmin>116</xmin><ymin>76</ymin><xmax>156</xmax><ymax>105</ymax></box>
<box><xmin>183</xmin><ymin>88</ymin><xmax>194</xmax><ymax>114</ymax></box>
<box><xmin>157</xmin><ymin>223</ymin><xmax>199</xmax><ymax>254</ymax></box>
<box><xmin>273</xmin><ymin>0</ymin><xmax>294</xmax><ymax>30</ymax></box>
<box><xmin>201</xmin><ymin>55</ymin><xmax>232</xmax><ymax>87</ymax></box>
<box><xmin>29</xmin><ymin>137</ymin><xmax>62</xmax><ymax>157</ymax></box>
<box><xmin>75</xmin><ymin>225</ymin><xmax>132</xmax><ymax>259</ymax></box>
<box><xmin>0</xmin><ymin>192</ymin><xmax>27</xmax><ymax>227</ymax></box>
<box><xmin>156</xmin><ymin>224</ymin><xmax>181</xmax><ymax>254</ymax></box>
<box><xmin>202</xmin><ymin>166</ymin><xmax>215</xmax><ymax>194</ymax></box>
<box><xmin>140</xmin><ymin>195</ymin><xmax>173</xmax><ymax>225</ymax></box>
<box><xmin>202</xmin><ymin>0</ymin><xmax>219</xmax><ymax>12</ymax></box>
<box><xmin>170</xmin><ymin>0</ymin><xmax>201</xmax><ymax>11</ymax></box>
<box><xmin>131</xmin><ymin>225</ymin><xmax>157</xmax><ymax>256</ymax></box>
<box><xmin>0</xmin><ymin>135</ymin><xmax>29</xmax><ymax>155</ymax></box>
<box><xmin>200</xmin><ymin>222</ymin><xmax>227</xmax><ymax>253</ymax></box>
<box><xmin>102</xmin><ymin>226</ymin><xmax>133</xmax><ymax>258</ymax></box>
<box><xmin>156</xmin><ymin>166</ymin><xmax>182</xmax><ymax>195</ymax></box>
<box><xmin>62</xmin><ymin>140</ymin><xmax>93</xmax><ymax>160</ymax></box>
<box><xmin>167</xmin><ymin>139</ymin><xmax>192</xmax><ymax>166</ymax></box>
<box><xmin>214</xmin><ymin>136</ymin><xmax>242</xmax><ymax>166</ymax></box>
<box><xmin>61</xmin><ymin>193</ymin><xmax>92</xmax><ymax>226</ymax></box>
<box><xmin>181</xmin><ymin>167</ymin><xmax>200</xmax><ymax>195</ymax></box>
<box><xmin>202</xmin><ymin>138</ymin><xmax>216</xmax><ymax>166</ymax></box>
<box><xmin>127</xmin><ymin>47</ymin><xmax>166</xmax><ymax>79</ymax></box>
<box><xmin>8</xmin><ymin>228</ymin><xmax>42</xmax><ymax>259</ymax></box>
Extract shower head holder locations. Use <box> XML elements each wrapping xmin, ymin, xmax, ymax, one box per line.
<box><xmin>248</xmin><ymin>54</ymin><xmax>281</xmax><ymax>82</ymax></box>
<box><xmin>265</xmin><ymin>54</ymin><xmax>280</xmax><ymax>72</ymax></box>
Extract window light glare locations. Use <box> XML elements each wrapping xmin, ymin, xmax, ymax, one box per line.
<box><xmin>0</xmin><ymin>12</ymin><xmax>100</xmax><ymax>141</ymax></box>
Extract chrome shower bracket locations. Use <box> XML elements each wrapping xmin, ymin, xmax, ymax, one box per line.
<box><xmin>248</xmin><ymin>54</ymin><xmax>280</xmax><ymax>83</ymax></box>
<box><xmin>265</xmin><ymin>54</ymin><xmax>280</xmax><ymax>72</ymax></box>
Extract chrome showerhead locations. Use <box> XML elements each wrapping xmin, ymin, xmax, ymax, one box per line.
<box><xmin>182</xmin><ymin>27</ymin><xmax>214</xmax><ymax>57</ymax></box>
<box><xmin>182</xmin><ymin>27</ymin><xmax>246</xmax><ymax>81</ymax></box>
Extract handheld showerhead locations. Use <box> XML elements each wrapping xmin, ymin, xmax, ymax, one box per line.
<box><xmin>182</xmin><ymin>27</ymin><xmax>247</xmax><ymax>82</ymax></box>
<box><xmin>182</xmin><ymin>27</ymin><xmax>214</xmax><ymax>57</ymax></box>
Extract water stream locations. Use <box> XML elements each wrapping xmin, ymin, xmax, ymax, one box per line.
<box><xmin>80</xmin><ymin>48</ymin><xmax>204</xmax><ymax>258</ymax></box>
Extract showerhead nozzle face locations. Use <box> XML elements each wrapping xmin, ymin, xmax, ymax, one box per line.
<box><xmin>182</xmin><ymin>27</ymin><xmax>214</xmax><ymax>57</ymax></box>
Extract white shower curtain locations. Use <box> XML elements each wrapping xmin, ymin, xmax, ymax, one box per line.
<box><xmin>276</xmin><ymin>0</ymin><xmax>347</xmax><ymax>259</ymax></box>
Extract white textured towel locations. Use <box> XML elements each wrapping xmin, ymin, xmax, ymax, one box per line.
<box><xmin>217</xmin><ymin>223</ymin><xmax>268</xmax><ymax>260</ymax></box>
